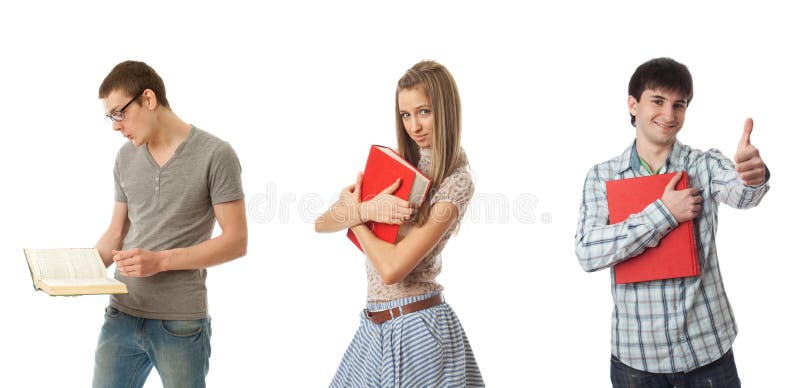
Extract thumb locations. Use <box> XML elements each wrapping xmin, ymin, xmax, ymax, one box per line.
<box><xmin>664</xmin><ymin>172</ymin><xmax>682</xmax><ymax>193</ymax></box>
<box><xmin>380</xmin><ymin>178</ymin><xmax>402</xmax><ymax>195</ymax></box>
<box><xmin>738</xmin><ymin>117</ymin><xmax>753</xmax><ymax>150</ymax></box>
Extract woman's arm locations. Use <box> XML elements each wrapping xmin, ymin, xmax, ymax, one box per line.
<box><xmin>314</xmin><ymin>184</ymin><xmax>363</xmax><ymax>233</ymax></box>
<box><xmin>315</xmin><ymin>173</ymin><xmax>414</xmax><ymax>233</ymax></box>
<box><xmin>352</xmin><ymin>201</ymin><xmax>459</xmax><ymax>285</ymax></box>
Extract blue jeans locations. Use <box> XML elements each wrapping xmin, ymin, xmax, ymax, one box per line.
<box><xmin>92</xmin><ymin>306</ymin><xmax>211</xmax><ymax>388</ymax></box>
<box><xmin>611</xmin><ymin>349</ymin><xmax>740</xmax><ymax>388</ymax></box>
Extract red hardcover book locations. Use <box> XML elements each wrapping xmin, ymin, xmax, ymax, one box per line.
<box><xmin>606</xmin><ymin>171</ymin><xmax>700</xmax><ymax>284</ymax></box>
<box><xmin>346</xmin><ymin>145</ymin><xmax>431</xmax><ymax>251</ymax></box>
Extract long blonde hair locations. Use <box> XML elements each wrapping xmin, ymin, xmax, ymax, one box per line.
<box><xmin>396</xmin><ymin>60</ymin><xmax>465</xmax><ymax>226</ymax></box>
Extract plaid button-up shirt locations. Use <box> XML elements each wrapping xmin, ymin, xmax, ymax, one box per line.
<box><xmin>575</xmin><ymin>140</ymin><xmax>770</xmax><ymax>373</ymax></box>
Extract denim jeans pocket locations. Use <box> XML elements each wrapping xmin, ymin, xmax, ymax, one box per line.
<box><xmin>104</xmin><ymin>306</ymin><xmax>121</xmax><ymax>318</ymax></box>
<box><xmin>160</xmin><ymin>319</ymin><xmax>204</xmax><ymax>337</ymax></box>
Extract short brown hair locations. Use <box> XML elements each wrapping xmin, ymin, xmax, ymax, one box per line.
<box><xmin>98</xmin><ymin>60</ymin><xmax>170</xmax><ymax>109</ymax></box>
<box><xmin>628</xmin><ymin>57</ymin><xmax>693</xmax><ymax>126</ymax></box>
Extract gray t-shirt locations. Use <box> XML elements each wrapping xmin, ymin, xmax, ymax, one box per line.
<box><xmin>110</xmin><ymin>126</ymin><xmax>243</xmax><ymax>320</ymax></box>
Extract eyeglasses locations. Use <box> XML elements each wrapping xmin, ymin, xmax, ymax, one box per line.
<box><xmin>105</xmin><ymin>92</ymin><xmax>143</xmax><ymax>123</ymax></box>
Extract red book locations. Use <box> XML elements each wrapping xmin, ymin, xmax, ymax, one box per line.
<box><xmin>606</xmin><ymin>171</ymin><xmax>700</xmax><ymax>284</ymax></box>
<box><xmin>346</xmin><ymin>145</ymin><xmax>431</xmax><ymax>251</ymax></box>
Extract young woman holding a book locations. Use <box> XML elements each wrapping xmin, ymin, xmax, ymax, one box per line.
<box><xmin>315</xmin><ymin>60</ymin><xmax>484</xmax><ymax>387</ymax></box>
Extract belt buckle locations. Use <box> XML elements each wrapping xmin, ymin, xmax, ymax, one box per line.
<box><xmin>365</xmin><ymin>308</ymin><xmax>383</xmax><ymax>324</ymax></box>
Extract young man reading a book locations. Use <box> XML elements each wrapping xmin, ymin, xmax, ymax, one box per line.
<box><xmin>575</xmin><ymin>57</ymin><xmax>769</xmax><ymax>387</ymax></box>
<box><xmin>93</xmin><ymin>61</ymin><xmax>247</xmax><ymax>388</ymax></box>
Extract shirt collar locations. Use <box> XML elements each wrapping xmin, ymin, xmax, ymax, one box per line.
<box><xmin>616</xmin><ymin>139</ymin><xmax>687</xmax><ymax>175</ymax></box>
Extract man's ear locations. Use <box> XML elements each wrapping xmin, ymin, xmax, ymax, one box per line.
<box><xmin>142</xmin><ymin>89</ymin><xmax>159</xmax><ymax>111</ymax></box>
<box><xmin>627</xmin><ymin>95</ymin><xmax>638</xmax><ymax>118</ymax></box>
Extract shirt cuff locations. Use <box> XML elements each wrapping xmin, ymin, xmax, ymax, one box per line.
<box><xmin>644</xmin><ymin>199</ymin><xmax>678</xmax><ymax>237</ymax></box>
<box><xmin>743</xmin><ymin>164</ymin><xmax>771</xmax><ymax>189</ymax></box>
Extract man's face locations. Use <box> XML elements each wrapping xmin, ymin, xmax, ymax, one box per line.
<box><xmin>628</xmin><ymin>88</ymin><xmax>688</xmax><ymax>148</ymax></box>
<box><xmin>102</xmin><ymin>90</ymin><xmax>150</xmax><ymax>146</ymax></box>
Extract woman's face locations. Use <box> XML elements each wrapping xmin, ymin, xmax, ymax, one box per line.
<box><xmin>398</xmin><ymin>86</ymin><xmax>434</xmax><ymax>149</ymax></box>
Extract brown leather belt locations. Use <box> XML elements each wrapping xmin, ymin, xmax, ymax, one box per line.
<box><xmin>364</xmin><ymin>295</ymin><xmax>444</xmax><ymax>324</ymax></box>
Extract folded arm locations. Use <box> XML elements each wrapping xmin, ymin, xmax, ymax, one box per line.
<box><xmin>113</xmin><ymin>199</ymin><xmax>248</xmax><ymax>276</ymax></box>
<box><xmin>315</xmin><ymin>174</ymin><xmax>413</xmax><ymax>233</ymax></box>
<box><xmin>574</xmin><ymin>167</ymin><xmax>678</xmax><ymax>272</ymax></box>
<box><xmin>353</xmin><ymin>201</ymin><xmax>458</xmax><ymax>285</ymax></box>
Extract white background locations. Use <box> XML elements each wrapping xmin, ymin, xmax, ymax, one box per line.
<box><xmin>1</xmin><ymin>1</ymin><xmax>796</xmax><ymax>386</ymax></box>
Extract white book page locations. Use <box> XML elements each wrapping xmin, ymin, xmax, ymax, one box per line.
<box><xmin>409</xmin><ymin>172</ymin><xmax>430</xmax><ymax>206</ymax></box>
<box><xmin>25</xmin><ymin>249</ymin><xmax>106</xmax><ymax>281</ymax></box>
<box><xmin>42</xmin><ymin>278</ymin><xmax>120</xmax><ymax>286</ymax></box>
<box><xmin>377</xmin><ymin>146</ymin><xmax>415</xmax><ymax>170</ymax></box>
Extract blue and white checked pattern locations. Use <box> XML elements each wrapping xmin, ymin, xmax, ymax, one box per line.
<box><xmin>331</xmin><ymin>292</ymin><xmax>484</xmax><ymax>387</ymax></box>
<box><xmin>575</xmin><ymin>140</ymin><xmax>769</xmax><ymax>373</ymax></box>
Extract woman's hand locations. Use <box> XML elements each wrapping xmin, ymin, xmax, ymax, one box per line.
<box><xmin>316</xmin><ymin>173</ymin><xmax>416</xmax><ymax>233</ymax></box>
<box><xmin>340</xmin><ymin>172</ymin><xmax>363</xmax><ymax>211</ymax></box>
<box><xmin>350</xmin><ymin>174</ymin><xmax>415</xmax><ymax>225</ymax></box>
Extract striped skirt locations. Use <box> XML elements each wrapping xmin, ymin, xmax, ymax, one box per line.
<box><xmin>331</xmin><ymin>292</ymin><xmax>484</xmax><ymax>387</ymax></box>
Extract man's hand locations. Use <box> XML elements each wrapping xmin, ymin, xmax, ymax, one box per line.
<box><xmin>113</xmin><ymin>248</ymin><xmax>166</xmax><ymax>277</ymax></box>
<box><xmin>661</xmin><ymin>172</ymin><xmax>702</xmax><ymax>223</ymax></box>
<box><xmin>734</xmin><ymin>118</ymin><xmax>766</xmax><ymax>186</ymax></box>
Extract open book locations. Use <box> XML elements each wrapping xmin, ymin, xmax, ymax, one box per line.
<box><xmin>347</xmin><ymin>145</ymin><xmax>431</xmax><ymax>251</ymax></box>
<box><xmin>23</xmin><ymin>248</ymin><xmax>128</xmax><ymax>296</ymax></box>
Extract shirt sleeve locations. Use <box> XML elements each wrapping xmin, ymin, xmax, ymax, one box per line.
<box><xmin>208</xmin><ymin>142</ymin><xmax>244</xmax><ymax>205</ymax></box>
<box><xmin>705</xmin><ymin>148</ymin><xmax>770</xmax><ymax>209</ymax></box>
<box><xmin>113</xmin><ymin>150</ymin><xmax>127</xmax><ymax>203</ymax></box>
<box><xmin>574</xmin><ymin>165</ymin><xmax>678</xmax><ymax>272</ymax></box>
<box><xmin>430</xmin><ymin>168</ymin><xmax>474</xmax><ymax>218</ymax></box>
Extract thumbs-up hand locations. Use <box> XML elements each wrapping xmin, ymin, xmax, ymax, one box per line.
<box><xmin>734</xmin><ymin>118</ymin><xmax>766</xmax><ymax>186</ymax></box>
